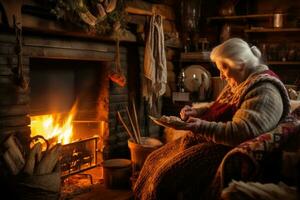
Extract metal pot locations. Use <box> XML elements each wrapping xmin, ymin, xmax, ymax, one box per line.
<box><xmin>218</xmin><ymin>0</ymin><xmax>239</xmax><ymax>16</ymax></box>
<box><xmin>102</xmin><ymin>159</ymin><xmax>132</xmax><ymax>189</ymax></box>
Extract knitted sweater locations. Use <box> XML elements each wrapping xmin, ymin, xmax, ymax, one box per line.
<box><xmin>133</xmin><ymin>66</ymin><xmax>290</xmax><ymax>200</ymax></box>
<box><xmin>192</xmin><ymin>65</ymin><xmax>290</xmax><ymax>146</ymax></box>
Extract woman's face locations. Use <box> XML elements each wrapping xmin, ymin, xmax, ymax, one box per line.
<box><xmin>215</xmin><ymin>60</ymin><xmax>243</xmax><ymax>87</ymax></box>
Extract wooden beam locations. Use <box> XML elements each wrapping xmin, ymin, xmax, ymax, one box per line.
<box><xmin>128</xmin><ymin>14</ymin><xmax>177</xmax><ymax>33</ymax></box>
<box><xmin>20</xmin><ymin>13</ymin><xmax>137</xmax><ymax>43</ymax></box>
<box><xmin>126</xmin><ymin>0</ymin><xmax>153</xmax><ymax>16</ymax></box>
<box><xmin>0</xmin><ymin>4</ymin><xmax>180</xmax><ymax>48</ymax></box>
<box><xmin>125</xmin><ymin>0</ymin><xmax>175</xmax><ymax>21</ymax></box>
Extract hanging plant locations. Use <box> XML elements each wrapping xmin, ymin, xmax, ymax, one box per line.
<box><xmin>51</xmin><ymin>0</ymin><xmax>128</xmax><ymax>35</ymax></box>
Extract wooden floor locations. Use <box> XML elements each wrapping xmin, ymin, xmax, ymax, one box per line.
<box><xmin>72</xmin><ymin>183</ymin><xmax>133</xmax><ymax>200</ymax></box>
<box><xmin>61</xmin><ymin>166</ymin><xmax>134</xmax><ymax>200</ymax></box>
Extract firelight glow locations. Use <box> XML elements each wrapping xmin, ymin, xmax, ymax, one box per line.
<box><xmin>30</xmin><ymin>104</ymin><xmax>77</xmax><ymax>145</ymax></box>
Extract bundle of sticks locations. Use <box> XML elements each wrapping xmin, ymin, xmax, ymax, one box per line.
<box><xmin>117</xmin><ymin>99</ymin><xmax>142</xmax><ymax>144</ymax></box>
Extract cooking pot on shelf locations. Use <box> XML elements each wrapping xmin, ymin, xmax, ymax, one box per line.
<box><xmin>218</xmin><ymin>0</ymin><xmax>239</xmax><ymax>16</ymax></box>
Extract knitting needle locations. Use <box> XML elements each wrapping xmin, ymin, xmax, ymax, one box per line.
<box><xmin>132</xmin><ymin>98</ymin><xmax>141</xmax><ymax>144</ymax></box>
<box><xmin>126</xmin><ymin>106</ymin><xmax>139</xmax><ymax>144</ymax></box>
<box><xmin>117</xmin><ymin>111</ymin><xmax>137</xmax><ymax>143</ymax></box>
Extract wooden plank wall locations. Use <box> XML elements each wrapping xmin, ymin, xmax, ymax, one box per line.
<box><xmin>0</xmin><ymin>33</ymin><xmax>31</xmax><ymax>150</ymax></box>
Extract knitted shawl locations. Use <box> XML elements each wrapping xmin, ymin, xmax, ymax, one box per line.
<box><xmin>201</xmin><ymin>69</ymin><xmax>289</xmax><ymax>122</ymax></box>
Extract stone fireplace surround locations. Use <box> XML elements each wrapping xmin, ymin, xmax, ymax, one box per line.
<box><xmin>0</xmin><ymin>31</ymin><xmax>138</xmax><ymax>161</ymax></box>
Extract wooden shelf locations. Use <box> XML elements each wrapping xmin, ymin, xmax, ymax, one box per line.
<box><xmin>207</xmin><ymin>14</ymin><xmax>274</xmax><ymax>22</ymax></box>
<box><xmin>180</xmin><ymin>52</ymin><xmax>211</xmax><ymax>62</ymax></box>
<box><xmin>165</xmin><ymin>40</ymin><xmax>182</xmax><ymax>49</ymax></box>
<box><xmin>245</xmin><ymin>28</ymin><xmax>300</xmax><ymax>33</ymax></box>
<box><xmin>267</xmin><ymin>61</ymin><xmax>300</xmax><ymax>65</ymax></box>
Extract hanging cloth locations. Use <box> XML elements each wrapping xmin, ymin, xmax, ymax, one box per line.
<box><xmin>143</xmin><ymin>15</ymin><xmax>167</xmax><ymax>110</ymax></box>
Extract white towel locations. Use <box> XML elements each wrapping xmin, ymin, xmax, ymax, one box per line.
<box><xmin>143</xmin><ymin>15</ymin><xmax>167</xmax><ymax>110</ymax></box>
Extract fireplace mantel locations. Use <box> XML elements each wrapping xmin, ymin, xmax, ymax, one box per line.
<box><xmin>0</xmin><ymin>0</ymin><xmax>137</xmax><ymax>44</ymax></box>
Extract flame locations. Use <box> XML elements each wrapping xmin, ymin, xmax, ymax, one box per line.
<box><xmin>30</xmin><ymin>104</ymin><xmax>77</xmax><ymax>145</ymax></box>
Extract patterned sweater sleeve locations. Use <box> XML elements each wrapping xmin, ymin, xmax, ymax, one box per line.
<box><xmin>193</xmin><ymin>102</ymin><xmax>214</xmax><ymax>117</ymax></box>
<box><xmin>194</xmin><ymin>82</ymin><xmax>284</xmax><ymax>146</ymax></box>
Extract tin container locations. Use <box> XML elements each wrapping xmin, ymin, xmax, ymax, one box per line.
<box><xmin>273</xmin><ymin>13</ymin><xmax>283</xmax><ymax>28</ymax></box>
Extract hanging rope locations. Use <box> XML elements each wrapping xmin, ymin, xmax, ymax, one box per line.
<box><xmin>109</xmin><ymin>33</ymin><xmax>126</xmax><ymax>87</ymax></box>
<box><xmin>115</xmin><ymin>36</ymin><xmax>121</xmax><ymax>74</ymax></box>
<box><xmin>13</xmin><ymin>15</ymin><xmax>28</xmax><ymax>90</ymax></box>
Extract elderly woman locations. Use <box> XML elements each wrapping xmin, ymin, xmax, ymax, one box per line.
<box><xmin>133</xmin><ymin>38</ymin><xmax>290</xmax><ymax>200</ymax></box>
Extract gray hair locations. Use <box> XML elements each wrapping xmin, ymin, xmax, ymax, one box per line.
<box><xmin>210</xmin><ymin>38</ymin><xmax>262</xmax><ymax>70</ymax></box>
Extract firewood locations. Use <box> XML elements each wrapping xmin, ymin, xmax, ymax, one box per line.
<box><xmin>23</xmin><ymin>142</ymin><xmax>42</xmax><ymax>175</ymax></box>
<box><xmin>35</xmin><ymin>144</ymin><xmax>61</xmax><ymax>175</ymax></box>
<box><xmin>0</xmin><ymin>126</ymin><xmax>30</xmax><ymax>143</ymax></box>
<box><xmin>2</xmin><ymin>134</ymin><xmax>25</xmax><ymax>175</ymax></box>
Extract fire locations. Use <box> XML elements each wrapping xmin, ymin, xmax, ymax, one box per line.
<box><xmin>30</xmin><ymin>104</ymin><xmax>77</xmax><ymax>145</ymax></box>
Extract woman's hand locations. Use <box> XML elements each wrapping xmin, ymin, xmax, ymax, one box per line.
<box><xmin>180</xmin><ymin>105</ymin><xmax>198</xmax><ymax>121</ymax></box>
<box><xmin>184</xmin><ymin>117</ymin><xmax>203</xmax><ymax>132</ymax></box>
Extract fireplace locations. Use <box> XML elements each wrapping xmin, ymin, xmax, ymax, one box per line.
<box><xmin>29</xmin><ymin>57</ymin><xmax>108</xmax><ymax>137</ymax></box>
<box><xmin>0</xmin><ymin>0</ymin><xmax>146</xmax><ymax>196</ymax></box>
<box><xmin>27</xmin><ymin>43</ymin><xmax>112</xmax><ymax>159</ymax></box>
<box><xmin>0</xmin><ymin>30</ymin><xmax>139</xmax><ymax>170</ymax></box>
<box><xmin>28</xmin><ymin>57</ymin><xmax>109</xmax><ymax>177</ymax></box>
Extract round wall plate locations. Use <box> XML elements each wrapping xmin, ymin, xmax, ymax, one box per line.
<box><xmin>184</xmin><ymin>65</ymin><xmax>211</xmax><ymax>93</ymax></box>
